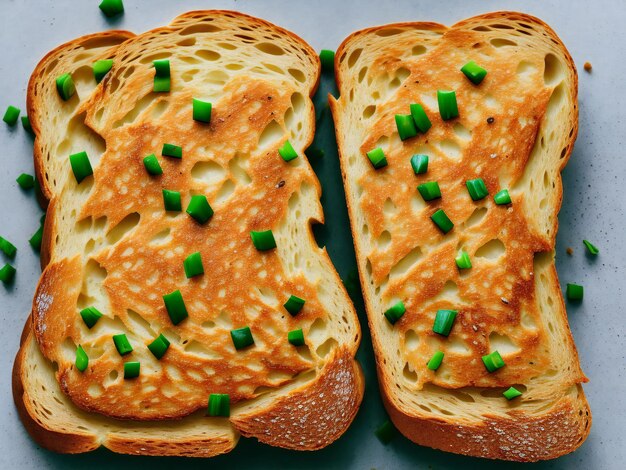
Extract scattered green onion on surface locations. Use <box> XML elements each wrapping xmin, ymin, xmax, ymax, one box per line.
<box><xmin>465</xmin><ymin>178</ymin><xmax>489</xmax><ymax>201</ymax></box>
<box><xmin>112</xmin><ymin>333</ymin><xmax>133</xmax><ymax>356</ymax></box>
<box><xmin>437</xmin><ymin>90</ymin><xmax>459</xmax><ymax>120</ymax></box>
<box><xmin>153</xmin><ymin>59</ymin><xmax>171</xmax><ymax>92</ymax></box>
<box><xmin>80</xmin><ymin>306</ymin><xmax>103</xmax><ymax>329</ymax></box>
<box><xmin>279</xmin><ymin>140</ymin><xmax>299</xmax><ymax>162</ymax></box>
<box><xmin>3</xmin><ymin>105</ymin><xmax>20</xmax><ymax>126</ymax></box>
<box><xmin>186</xmin><ymin>195</ymin><xmax>214</xmax><ymax>224</ymax></box>
<box><xmin>432</xmin><ymin>309</ymin><xmax>457</xmax><ymax>336</ymax></box>
<box><xmin>417</xmin><ymin>181</ymin><xmax>441</xmax><ymax>201</ymax></box>
<box><xmin>566</xmin><ymin>283</ymin><xmax>584</xmax><ymax>301</ymax></box>
<box><xmin>16</xmin><ymin>173</ymin><xmax>35</xmax><ymax>190</ymax></box>
<box><xmin>230</xmin><ymin>326</ymin><xmax>255</xmax><ymax>350</ymax></box>
<box><xmin>503</xmin><ymin>386</ymin><xmax>523</xmax><ymax>400</ymax></box>
<box><xmin>208</xmin><ymin>393</ymin><xmax>230</xmax><ymax>417</ymax></box>
<box><xmin>427</xmin><ymin>351</ymin><xmax>445</xmax><ymax>371</ymax></box>
<box><xmin>193</xmin><ymin>98</ymin><xmax>212</xmax><ymax>123</ymax></box>
<box><xmin>183</xmin><ymin>251</ymin><xmax>204</xmax><ymax>278</ymax></box>
<box><xmin>163</xmin><ymin>289</ymin><xmax>189</xmax><ymax>325</ymax></box>
<box><xmin>143</xmin><ymin>154</ymin><xmax>163</xmax><ymax>175</ymax></box>
<box><xmin>161</xmin><ymin>143</ymin><xmax>182</xmax><ymax>158</ymax></box>
<box><xmin>583</xmin><ymin>239</ymin><xmax>599</xmax><ymax>255</ymax></box>
<box><xmin>395</xmin><ymin>114</ymin><xmax>418</xmax><ymax>141</ymax></box>
<box><xmin>148</xmin><ymin>333</ymin><xmax>170</xmax><ymax>360</ymax></box>
<box><xmin>75</xmin><ymin>345</ymin><xmax>89</xmax><ymax>372</ymax></box>
<box><xmin>288</xmin><ymin>328</ymin><xmax>305</xmax><ymax>346</ymax></box>
<box><xmin>482</xmin><ymin>350</ymin><xmax>505</xmax><ymax>372</ymax></box>
<box><xmin>21</xmin><ymin>115</ymin><xmax>33</xmax><ymax>133</ymax></box>
<box><xmin>162</xmin><ymin>189</ymin><xmax>182</xmax><ymax>212</ymax></box>
<box><xmin>250</xmin><ymin>230</ymin><xmax>276</xmax><ymax>251</ymax></box>
<box><xmin>410</xmin><ymin>154</ymin><xmax>428</xmax><ymax>175</ymax></box>
<box><xmin>56</xmin><ymin>73</ymin><xmax>76</xmax><ymax>101</ymax></box>
<box><xmin>319</xmin><ymin>49</ymin><xmax>335</xmax><ymax>73</ymax></box>
<box><xmin>69</xmin><ymin>151</ymin><xmax>93</xmax><ymax>183</ymax></box>
<box><xmin>284</xmin><ymin>294</ymin><xmax>305</xmax><ymax>316</ymax></box>
<box><xmin>366</xmin><ymin>147</ymin><xmax>387</xmax><ymax>169</ymax></box>
<box><xmin>0</xmin><ymin>264</ymin><xmax>16</xmax><ymax>283</ymax></box>
<box><xmin>0</xmin><ymin>236</ymin><xmax>17</xmax><ymax>259</ymax></box>
<box><xmin>93</xmin><ymin>59</ymin><xmax>114</xmax><ymax>83</ymax></box>
<box><xmin>494</xmin><ymin>189</ymin><xmax>512</xmax><ymax>205</ymax></box>
<box><xmin>384</xmin><ymin>301</ymin><xmax>406</xmax><ymax>325</ymax></box>
<box><xmin>410</xmin><ymin>103</ymin><xmax>432</xmax><ymax>133</ymax></box>
<box><xmin>461</xmin><ymin>61</ymin><xmax>488</xmax><ymax>85</ymax></box>
<box><xmin>455</xmin><ymin>250</ymin><xmax>472</xmax><ymax>270</ymax></box>
<box><xmin>124</xmin><ymin>361</ymin><xmax>140</xmax><ymax>379</ymax></box>
<box><xmin>29</xmin><ymin>225</ymin><xmax>44</xmax><ymax>252</ymax></box>
<box><xmin>431</xmin><ymin>209</ymin><xmax>454</xmax><ymax>234</ymax></box>
<box><xmin>99</xmin><ymin>0</ymin><xmax>124</xmax><ymax>17</ymax></box>
<box><xmin>375</xmin><ymin>419</ymin><xmax>398</xmax><ymax>445</ymax></box>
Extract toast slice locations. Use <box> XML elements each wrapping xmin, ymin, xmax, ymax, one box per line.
<box><xmin>14</xmin><ymin>10</ymin><xmax>363</xmax><ymax>456</ymax></box>
<box><xmin>330</xmin><ymin>11</ymin><xmax>590</xmax><ymax>461</ymax></box>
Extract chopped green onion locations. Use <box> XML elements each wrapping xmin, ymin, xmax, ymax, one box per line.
<box><xmin>366</xmin><ymin>147</ymin><xmax>387</xmax><ymax>169</ymax></box>
<box><xmin>192</xmin><ymin>98</ymin><xmax>212</xmax><ymax>123</ymax></box>
<box><xmin>208</xmin><ymin>393</ymin><xmax>230</xmax><ymax>417</ymax></box>
<box><xmin>0</xmin><ymin>236</ymin><xmax>17</xmax><ymax>258</ymax></box>
<box><xmin>494</xmin><ymin>189</ymin><xmax>511</xmax><ymax>205</ymax></box>
<box><xmin>69</xmin><ymin>151</ymin><xmax>93</xmax><ymax>183</ymax></box>
<box><xmin>183</xmin><ymin>251</ymin><xmax>204</xmax><ymax>278</ymax></box>
<box><xmin>29</xmin><ymin>225</ymin><xmax>44</xmax><ymax>252</ymax></box>
<box><xmin>161</xmin><ymin>143</ymin><xmax>182</xmax><ymax>159</ymax></box>
<box><xmin>231</xmin><ymin>326</ymin><xmax>255</xmax><ymax>350</ymax></box>
<box><xmin>455</xmin><ymin>250</ymin><xmax>472</xmax><ymax>270</ymax></box>
<box><xmin>56</xmin><ymin>73</ymin><xmax>76</xmax><ymax>101</ymax></box>
<box><xmin>437</xmin><ymin>90</ymin><xmax>459</xmax><ymax>120</ymax></box>
<box><xmin>93</xmin><ymin>59</ymin><xmax>114</xmax><ymax>83</ymax></box>
<box><xmin>153</xmin><ymin>59</ymin><xmax>171</xmax><ymax>92</ymax></box>
<box><xmin>319</xmin><ymin>49</ymin><xmax>335</xmax><ymax>73</ymax></box>
<box><xmin>503</xmin><ymin>386</ymin><xmax>522</xmax><ymax>400</ymax></box>
<box><xmin>143</xmin><ymin>154</ymin><xmax>162</xmax><ymax>175</ymax></box>
<box><xmin>432</xmin><ymin>309</ymin><xmax>457</xmax><ymax>336</ymax></box>
<box><xmin>384</xmin><ymin>301</ymin><xmax>406</xmax><ymax>325</ymax></box>
<box><xmin>21</xmin><ymin>115</ymin><xmax>33</xmax><ymax>133</ymax></box>
<box><xmin>186</xmin><ymin>195</ymin><xmax>214</xmax><ymax>224</ymax></box>
<box><xmin>583</xmin><ymin>240</ymin><xmax>599</xmax><ymax>255</ymax></box>
<box><xmin>375</xmin><ymin>420</ymin><xmax>397</xmax><ymax>445</ymax></box>
<box><xmin>410</xmin><ymin>103</ymin><xmax>432</xmax><ymax>133</ymax></box>
<box><xmin>75</xmin><ymin>345</ymin><xmax>89</xmax><ymax>372</ymax></box>
<box><xmin>465</xmin><ymin>178</ymin><xmax>489</xmax><ymax>201</ymax></box>
<box><xmin>147</xmin><ymin>333</ymin><xmax>170</xmax><ymax>360</ymax></box>
<box><xmin>288</xmin><ymin>328</ymin><xmax>305</xmax><ymax>346</ymax></box>
<box><xmin>417</xmin><ymin>181</ymin><xmax>441</xmax><ymax>201</ymax></box>
<box><xmin>566</xmin><ymin>283</ymin><xmax>584</xmax><ymax>301</ymax></box>
<box><xmin>163</xmin><ymin>290</ymin><xmax>189</xmax><ymax>325</ymax></box>
<box><xmin>124</xmin><ymin>361</ymin><xmax>140</xmax><ymax>379</ymax></box>
<box><xmin>461</xmin><ymin>61</ymin><xmax>488</xmax><ymax>85</ymax></box>
<box><xmin>431</xmin><ymin>209</ymin><xmax>454</xmax><ymax>234</ymax></box>
<box><xmin>112</xmin><ymin>334</ymin><xmax>133</xmax><ymax>356</ymax></box>
<box><xmin>427</xmin><ymin>351</ymin><xmax>445</xmax><ymax>371</ymax></box>
<box><xmin>250</xmin><ymin>230</ymin><xmax>276</xmax><ymax>251</ymax></box>
<box><xmin>410</xmin><ymin>154</ymin><xmax>428</xmax><ymax>175</ymax></box>
<box><xmin>284</xmin><ymin>295</ymin><xmax>305</xmax><ymax>316</ymax></box>
<box><xmin>482</xmin><ymin>350</ymin><xmax>505</xmax><ymax>372</ymax></box>
<box><xmin>279</xmin><ymin>140</ymin><xmax>299</xmax><ymax>162</ymax></box>
<box><xmin>395</xmin><ymin>114</ymin><xmax>418</xmax><ymax>141</ymax></box>
<box><xmin>162</xmin><ymin>189</ymin><xmax>182</xmax><ymax>212</ymax></box>
<box><xmin>3</xmin><ymin>105</ymin><xmax>20</xmax><ymax>126</ymax></box>
<box><xmin>99</xmin><ymin>0</ymin><xmax>124</xmax><ymax>17</ymax></box>
<box><xmin>0</xmin><ymin>264</ymin><xmax>16</xmax><ymax>283</ymax></box>
<box><xmin>16</xmin><ymin>173</ymin><xmax>35</xmax><ymax>190</ymax></box>
<box><xmin>80</xmin><ymin>306</ymin><xmax>103</xmax><ymax>329</ymax></box>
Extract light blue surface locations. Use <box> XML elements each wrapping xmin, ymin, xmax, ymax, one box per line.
<box><xmin>1</xmin><ymin>1</ymin><xmax>624</xmax><ymax>468</ymax></box>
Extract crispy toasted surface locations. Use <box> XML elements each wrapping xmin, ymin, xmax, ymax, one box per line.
<box><xmin>331</xmin><ymin>11</ymin><xmax>590</xmax><ymax>461</ymax></box>
<box><xmin>15</xmin><ymin>10</ymin><xmax>363</xmax><ymax>454</ymax></box>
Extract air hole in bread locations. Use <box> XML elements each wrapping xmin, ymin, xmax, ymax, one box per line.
<box><xmin>288</xmin><ymin>68</ymin><xmax>306</xmax><ymax>83</ymax></box>
<box><xmin>254</xmin><ymin>42</ymin><xmax>285</xmax><ymax>56</ymax></box>
<box><xmin>316</xmin><ymin>337</ymin><xmax>338</xmax><ymax>359</ymax></box>
<box><xmin>184</xmin><ymin>341</ymin><xmax>221</xmax><ymax>359</ymax></box>
<box><xmin>383</xmin><ymin>197</ymin><xmax>397</xmax><ymax>217</ymax></box>
<box><xmin>452</xmin><ymin>123</ymin><xmax>471</xmax><ymax>141</ymax></box>
<box><xmin>410</xmin><ymin>193</ymin><xmax>426</xmax><ymax>214</ymax></box>
<box><xmin>88</xmin><ymin>384</ymin><xmax>103</xmax><ymax>398</ymax></box>
<box><xmin>194</xmin><ymin>49</ymin><xmax>221</xmax><ymax>61</ymax></box>
<box><xmin>126</xmin><ymin>309</ymin><xmax>156</xmax><ymax>338</ymax></box>
<box><xmin>178</xmin><ymin>23</ymin><xmax>222</xmax><ymax>36</ymax></box>
<box><xmin>347</xmin><ymin>48</ymin><xmax>363</xmax><ymax>68</ymax></box>
<box><xmin>543</xmin><ymin>53</ymin><xmax>565</xmax><ymax>86</ymax></box>
<box><xmin>105</xmin><ymin>369</ymin><xmax>118</xmax><ymax>387</ymax></box>
<box><xmin>404</xmin><ymin>329</ymin><xmax>420</xmax><ymax>350</ymax></box>
<box><xmin>377</xmin><ymin>230</ymin><xmax>391</xmax><ymax>250</ymax></box>
<box><xmin>358</xmin><ymin>66</ymin><xmax>368</xmax><ymax>83</ymax></box>
<box><xmin>228</xmin><ymin>153</ymin><xmax>252</xmax><ymax>185</ymax></box>
<box><xmin>389</xmin><ymin>247</ymin><xmax>422</xmax><ymax>279</ymax></box>
<box><xmin>411</xmin><ymin>45</ymin><xmax>427</xmax><ymax>56</ymax></box>
<box><xmin>308</xmin><ymin>317</ymin><xmax>327</xmax><ymax>344</ymax></box>
<box><xmin>191</xmin><ymin>160</ymin><xmax>226</xmax><ymax>188</ymax></box>
<box><xmin>107</xmin><ymin>213</ymin><xmax>140</xmax><ymax>245</ymax></box>
<box><xmin>447</xmin><ymin>337</ymin><xmax>471</xmax><ymax>354</ymax></box>
<box><xmin>472</xmin><ymin>26</ymin><xmax>491</xmax><ymax>32</ymax></box>
<box><xmin>150</xmin><ymin>228</ymin><xmax>171</xmax><ymax>245</ymax></box>
<box><xmin>516</xmin><ymin>60</ymin><xmax>538</xmax><ymax>81</ymax></box>
<box><xmin>546</xmin><ymin>83</ymin><xmax>566</xmax><ymax>122</ymax></box>
<box><xmin>475</xmin><ymin>239</ymin><xmax>505</xmax><ymax>260</ymax></box>
<box><xmin>436</xmin><ymin>138</ymin><xmax>461</xmax><ymax>160</ymax></box>
<box><xmin>439</xmin><ymin>281</ymin><xmax>461</xmax><ymax>304</ymax></box>
<box><xmin>465</xmin><ymin>207</ymin><xmax>488</xmax><ymax>228</ymax></box>
<box><xmin>362</xmin><ymin>104</ymin><xmax>376</xmax><ymax>119</ymax></box>
<box><xmin>215</xmin><ymin>179</ymin><xmax>236</xmax><ymax>205</ymax></box>
<box><xmin>489</xmin><ymin>332</ymin><xmax>520</xmax><ymax>356</ymax></box>
<box><xmin>375</xmin><ymin>28</ymin><xmax>404</xmax><ymax>37</ymax></box>
<box><xmin>214</xmin><ymin>310</ymin><xmax>232</xmax><ymax>330</ymax></box>
<box><xmin>258</xmin><ymin>119</ymin><xmax>283</xmax><ymax>150</ymax></box>
<box><xmin>403</xmin><ymin>363</ymin><xmax>418</xmax><ymax>384</ymax></box>
<box><xmin>139</xmin><ymin>52</ymin><xmax>171</xmax><ymax>65</ymax></box>
<box><xmin>255</xmin><ymin>287</ymin><xmax>277</xmax><ymax>307</ymax></box>
<box><xmin>521</xmin><ymin>311</ymin><xmax>538</xmax><ymax>329</ymax></box>
<box><xmin>490</xmin><ymin>38</ymin><xmax>517</xmax><ymax>48</ymax></box>
<box><xmin>177</xmin><ymin>37</ymin><xmax>197</xmax><ymax>47</ymax></box>
<box><xmin>113</xmin><ymin>94</ymin><xmax>156</xmax><ymax>129</ymax></box>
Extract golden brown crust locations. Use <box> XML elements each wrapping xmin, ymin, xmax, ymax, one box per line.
<box><xmin>331</xmin><ymin>11</ymin><xmax>589</xmax><ymax>461</ymax></box>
